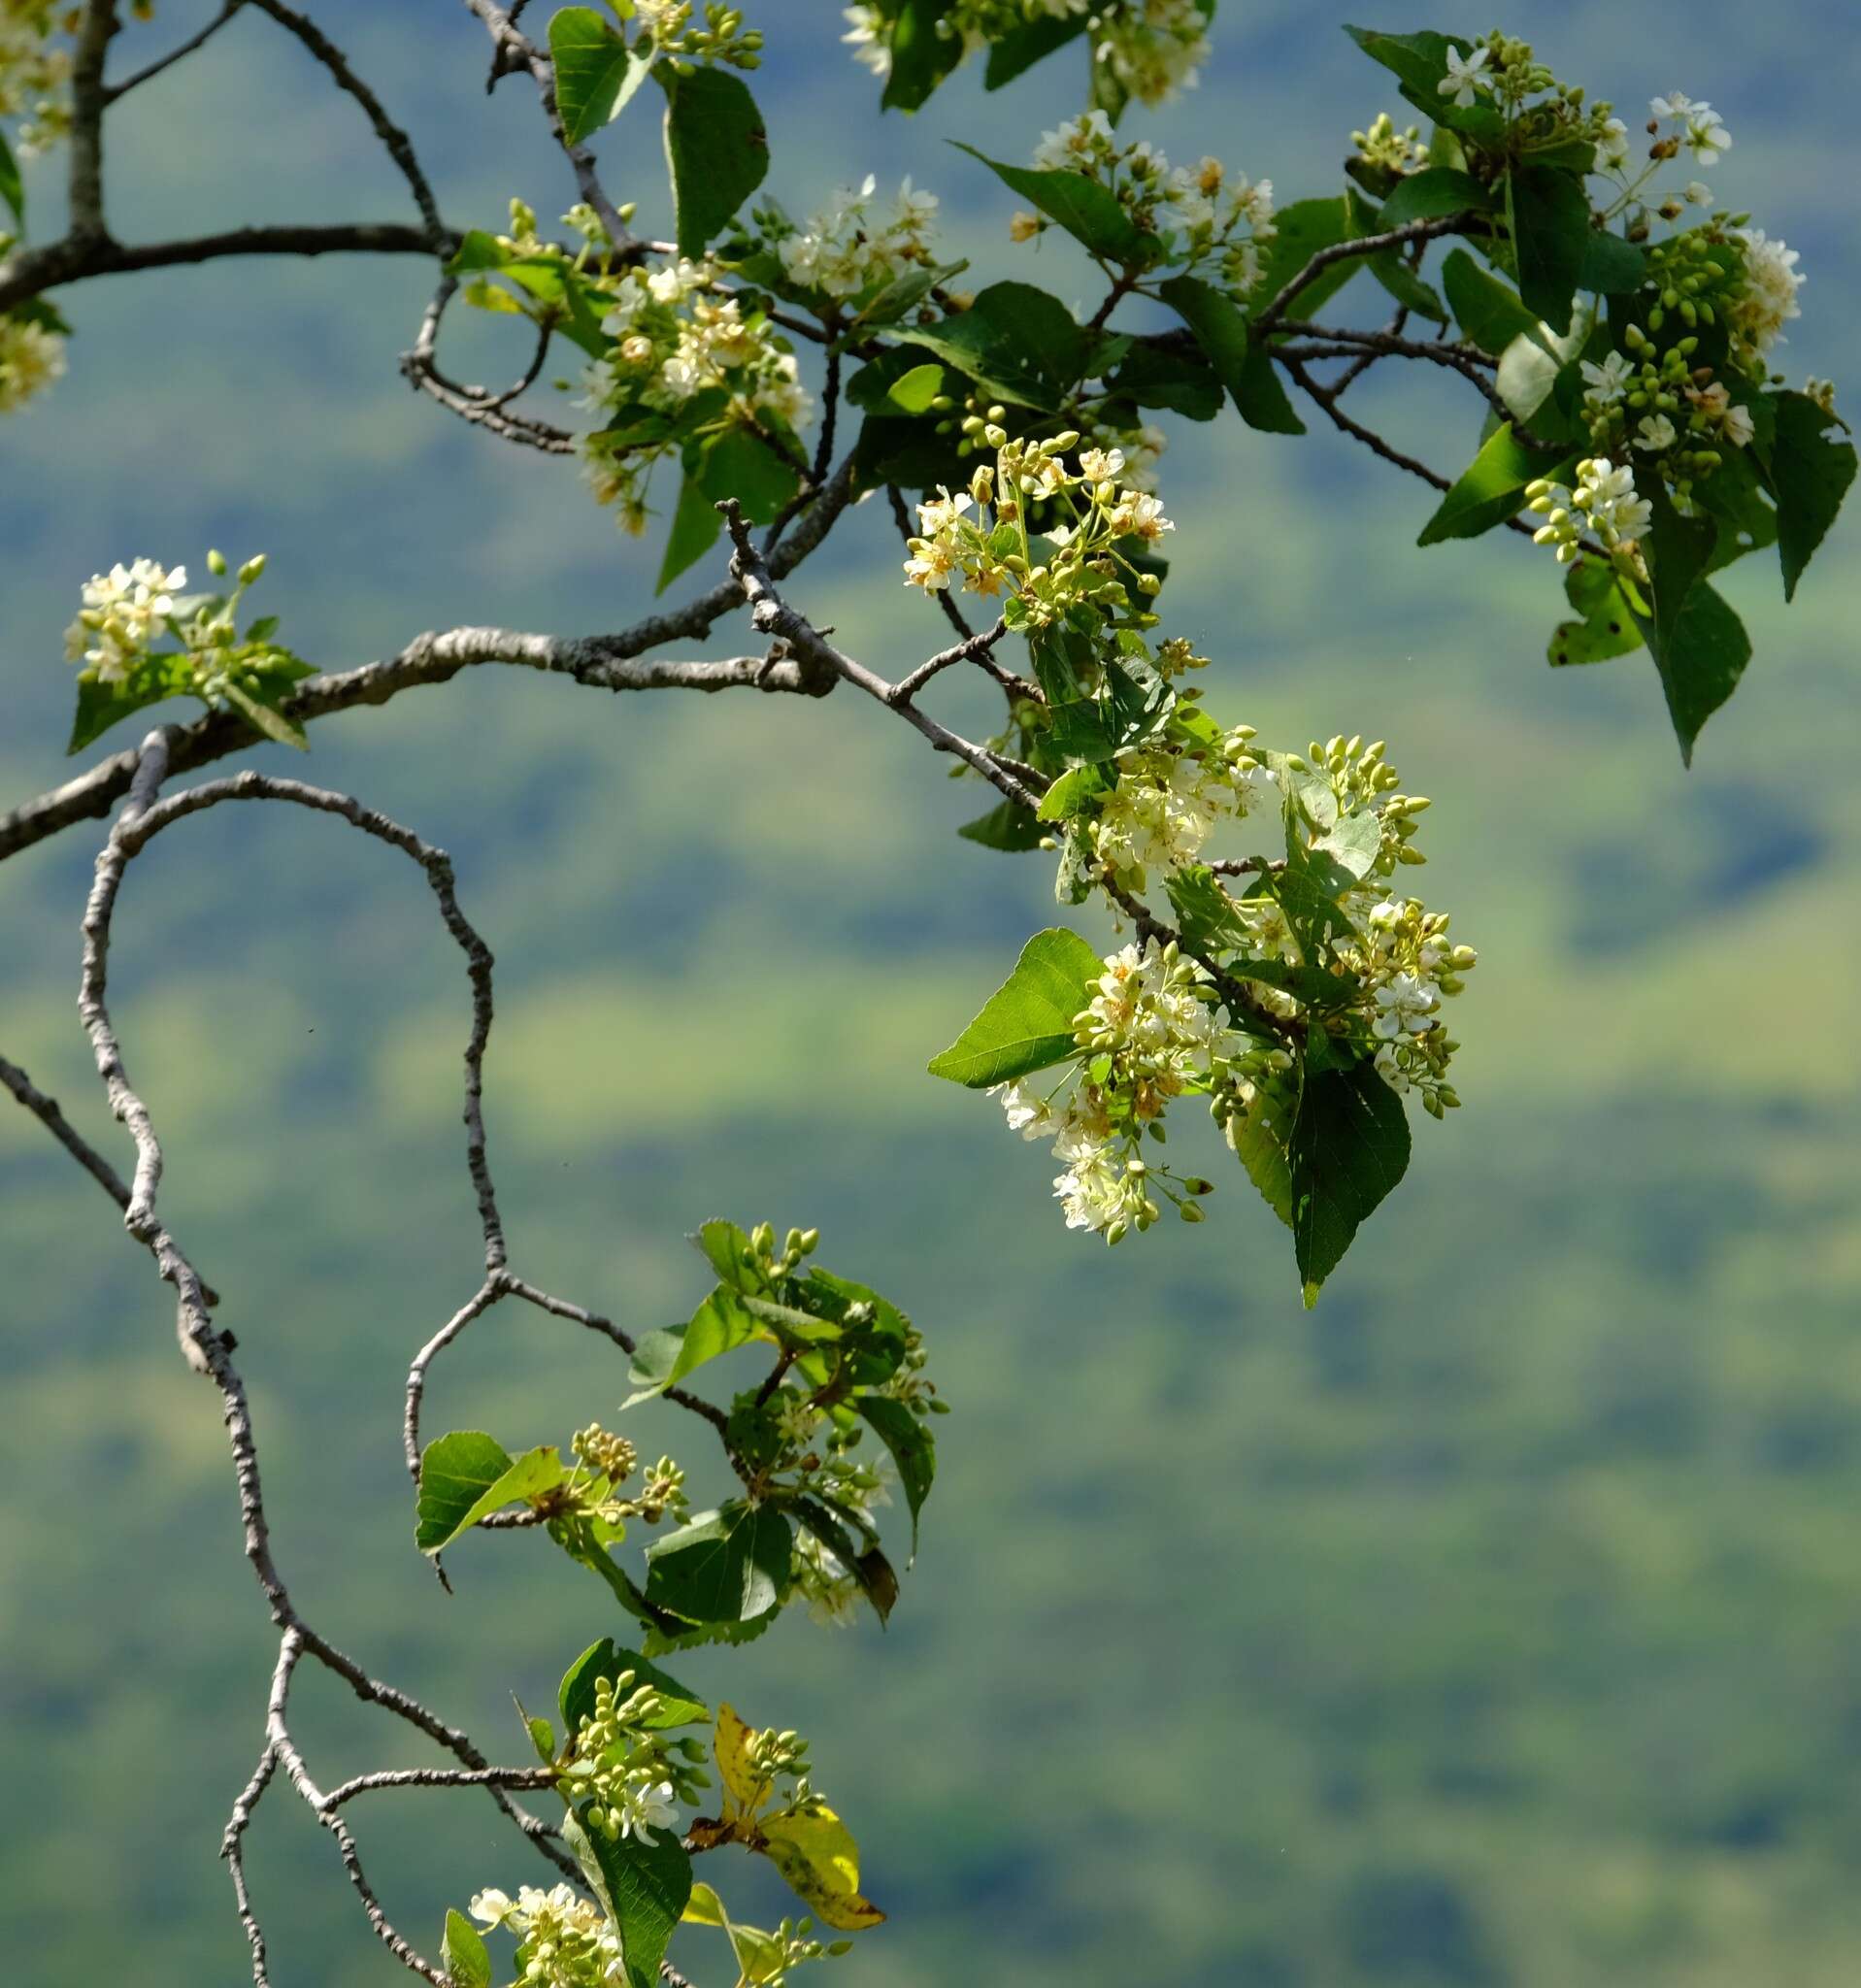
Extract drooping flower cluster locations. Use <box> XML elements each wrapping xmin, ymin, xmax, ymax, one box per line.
<box><xmin>841</xmin><ymin>0</ymin><xmax>1212</xmax><ymax>105</ymax></box>
<box><xmin>991</xmin><ymin>940</ymin><xmax>1237</xmax><ymax>1242</ymax></box>
<box><xmin>791</xmin><ymin>1457</ymin><xmax>892</xmax><ymax>1626</ymax></box>
<box><xmin>578</xmin><ymin>250</ymin><xmax>811</xmax><ymax>533</ymax></box>
<box><xmin>0</xmin><ymin>310</ymin><xmax>63</xmax><ymax>413</ymax></box>
<box><xmin>772</xmin><ymin>173</ymin><xmax>941</xmax><ymax>303</ymax></box>
<box><xmin>0</xmin><ymin>0</ymin><xmax>75</xmax><ymax>156</ymax></box>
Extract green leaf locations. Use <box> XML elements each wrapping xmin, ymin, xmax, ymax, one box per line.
<box><xmin>700</xmin><ymin>426</ymin><xmax>801</xmax><ymax>528</ymax></box>
<box><xmin>1157</xmin><ymin>275</ymin><xmax>1305</xmax><ymax>436</ymax></box>
<box><xmin>926</xmin><ymin>927</ymin><xmax>1102</xmax><ymax>1088</ymax></box>
<box><xmin>221</xmin><ymin>678</ymin><xmax>310</xmax><ymax>752</ymax></box>
<box><xmin>1289</xmin><ymin>1063</ymin><xmax>1412</xmax><ymax>1307</ymax></box>
<box><xmin>1163</xmin><ymin>869</ymin><xmax>1359</xmax><ymax>1005</ymax></box>
<box><xmin>657</xmin><ymin>62</ymin><xmax>768</xmax><ymax>256</ymax></box>
<box><xmin>984</xmin><ymin>13</ymin><xmax>1087</xmax><ymax>89</ymax></box>
<box><xmin>419</xmin><ymin>1443</ymin><xmax>567</xmax><ymax>1555</ymax></box>
<box><xmin>1494</xmin><ymin>309</ymin><xmax>1589</xmax><ymax>430</ymax></box>
<box><xmin>788</xmin><ymin>1499</ymin><xmax>900</xmax><ymax>1623</ymax></box>
<box><xmin>1417</xmin><ymin>421</ymin><xmax>1571</xmax><ymax>546</ymax></box>
<box><xmin>548</xmin><ymin>8</ymin><xmax>653</xmax><ymax>145</ymax></box>
<box><xmin>1036</xmin><ymin>763</ymin><xmax>1108</xmax><ymax>822</ymax></box>
<box><xmin>645</xmin><ymin>1501</ymin><xmax>792</xmax><ymax>1629</ymax></box>
<box><xmin>1548</xmin><ymin>557</ymin><xmax>1645</xmax><ymax>667</ymax></box>
<box><xmin>854</xmin><ymin>1397</ymin><xmax>935</xmax><ymax>1554</ymax></box>
<box><xmin>656</xmin><ymin>456</ymin><xmax>724</xmax><ymax>593</ymax></box>
<box><xmin>1231</xmin><ymin>1067</ymin><xmax>1299</xmax><ymax>1228</ymax></box>
<box><xmin>558</xmin><ymin>1638</ymin><xmax>709</xmax><ymax>1737</ymax></box>
<box><xmin>1441</xmin><ymin>248</ymin><xmax>1539</xmax><ymax>356</ymax></box>
<box><xmin>953</xmin><ymin>144</ymin><xmax>1150</xmax><ymax>265</ymax></box>
<box><xmin>579</xmin><ymin>1815</ymin><xmax>693</xmax><ymax>1988</ymax></box>
<box><xmin>443</xmin><ymin>1909</ymin><xmax>493</xmax><ymax>1988</ymax></box>
<box><xmin>956</xmin><ymin>799</ymin><xmax>1045</xmax><ymax>851</ymax></box>
<box><xmin>1313</xmin><ymin>810</ymin><xmax>1384</xmax><ymax>880</ymax></box>
<box><xmin>1504</xmin><ymin>164</ymin><xmax>1589</xmax><ymax>338</ymax></box>
<box><xmin>415</xmin><ymin>1432</ymin><xmax>513</xmax><ymax>1553</ymax></box>
<box><xmin>0</xmin><ymin>126</ymin><xmax>21</xmax><ymax>228</ymax></box>
<box><xmin>1768</xmin><ymin>391</ymin><xmax>1856</xmax><ymax>601</ymax></box>
<box><xmin>881</xmin><ymin>361</ymin><xmax>945</xmax><ymax>414</ymax></box>
<box><xmin>1578</xmin><ymin>229</ymin><xmax>1648</xmax><ymax>295</ymax></box>
<box><xmin>622</xmin><ymin>1289</ymin><xmax>767</xmax><ymax>1407</ymax></box>
<box><xmin>882</xmin><ymin>0</ymin><xmax>961</xmax><ymax>111</ymax></box>
<box><xmin>1376</xmin><ymin>168</ymin><xmax>1491</xmax><ymax>228</ymax></box>
<box><xmin>66</xmin><ymin>669</ymin><xmax>186</xmax><ymax>756</ymax></box>
<box><xmin>1638</xmin><ymin>578</ymin><xmax>1752</xmax><ymax>766</ymax></box>
<box><xmin>1342</xmin><ymin>25</ymin><xmax>1507</xmax><ymax>145</ymax></box>
<box><xmin>898</xmin><ymin>282</ymin><xmax>1085</xmax><ymax>412</ymax></box>
<box><xmin>1105</xmin><ymin>339</ymin><xmax>1222</xmax><ymax>420</ymax></box>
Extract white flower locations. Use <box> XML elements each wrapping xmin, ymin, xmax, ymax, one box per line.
<box><xmin>1682</xmin><ymin>106</ymin><xmax>1731</xmax><ymax>164</ymax></box>
<box><xmin>915</xmin><ymin>485</ymin><xmax>972</xmax><ymax>536</ymax></box>
<box><xmin>1079</xmin><ymin>447</ymin><xmax>1125</xmax><ymax>483</ymax></box>
<box><xmin>841</xmin><ymin>5</ymin><xmax>889</xmax><ymax>77</ymax></box>
<box><xmin>1635</xmin><ymin>413</ymin><xmax>1677</xmax><ymax>451</ymax></box>
<box><xmin>1684</xmin><ymin>181</ymin><xmax>1712</xmax><ymax>206</ymax></box>
<box><xmin>1579</xmin><ymin>349</ymin><xmax>1634</xmax><ymax>409</ymax></box>
<box><xmin>1106</xmin><ymin>489</ymin><xmax>1174</xmax><ymax>541</ymax></box>
<box><xmin>1731</xmin><ymin>228</ymin><xmax>1805</xmax><ymax>356</ymax></box>
<box><xmin>1649</xmin><ymin>91</ymin><xmax>1698</xmax><ymax>120</ymax></box>
<box><xmin>1439</xmin><ymin>45</ymin><xmax>1492</xmax><ymax>109</ymax></box>
<box><xmin>616</xmin><ymin>1774</ymin><xmax>680</xmax><ymax>1846</ymax></box>
<box><xmin>1033</xmin><ymin>109</ymin><xmax>1113</xmax><ymax>173</ymax></box>
<box><xmin>1721</xmin><ymin>401</ymin><xmax>1756</xmax><ymax>447</ymax></box>
<box><xmin>1372</xmin><ymin>971</ymin><xmax>1441</xmax><ymax>1039</ymax></box>
<box><xmin>990</xmin><ymin>1080</ymin><xmax>1054</xmax><ymax>1141</ymax></box>
<box><xmin>469</xmin><ymin>1889</ymin><xmax>514</xmax><ymax>1926</ymax></box>
<box><xmin>1596</xmin><ymin>116</ymin><xmax>1632</xmax><ymax>170</ymax></box>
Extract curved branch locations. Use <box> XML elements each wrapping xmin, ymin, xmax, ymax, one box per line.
<box><xmin>1253</xmin><ymin>213</ymin><xmax>1482</xmax><ymax>337</ymax></box>
<box><xmin>243</xmin><ymin>0</ymin><xmax>447</xmax><ymax>244</ymax></box>
<box><xmin>105</xmin><ymin>0</ymin><xmax>247</xmax><ymax>102</ymax></box>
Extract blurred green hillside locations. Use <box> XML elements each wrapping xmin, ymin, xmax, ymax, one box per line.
<box><xmin>2</xmin><ymin>5</ymin><xmax>1858</xmax><ymax>1985</ymax></box>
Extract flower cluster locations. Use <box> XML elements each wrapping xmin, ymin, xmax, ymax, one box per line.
<box><xmin>902</xmin><ymin>436</ymin><xmax>1173</xmax><ymax>627</ymax></box>
<box><xmin>771</xmin><ymin>174</ymin><xmax>941</xmax><ymax>304</ymax></box>
<box><xmin>0</xmin><ymin>0</ymin><xmax>75</xmax><ymax>156</ymax></box>
<box><xmin>61</xmin><ymin>549</ymin><xmax>304</xmax><ymax>735</ymax></box>
<box><xmin>468</xmin><ymin>1885</ymin><xmax>624</xmax><ymax>1988</ymax></box>
<box><xmin>992</xmin><ymin>940</ymin><xmax>1235</xmax><ymax>1242</ymax></box>
<box><xmin>579</xmin><ymin>250</ymin><xmax>811</xmax><ymax>533</ymax></box>
<box><xmin>1345</xmin><ymin>895</ymin><xmax>1474</xmax><ymax>1113</ymax></box>
<box><xmin>1018</xmin><ymin>111</ymin><xmax>1275</xmax><ymax>291</ymax></box>
<box><xmin>1525</xmin><ymin>458</ymin><xmax>1652</xmax><ymax>567</ymax></box>
<box><xmin>557</xmin><ymin>1670</ymin><xmax>709</xmax><ymax>1846</ymax></box>
<box><xmin>842</xmin><ymin>0</ymin><xmax>1212</xmax><ymax>105</ymax></box>
<box><xmin>0</xmin><ymin>309</ymin><xmax>64</xmax><ymax>414</ymax></box>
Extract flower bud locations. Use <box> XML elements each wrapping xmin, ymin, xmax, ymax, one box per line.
<box><xmin>238</xmin><ymin>554</ymin><xmax>267</xmax><ymax>585</ymax></box>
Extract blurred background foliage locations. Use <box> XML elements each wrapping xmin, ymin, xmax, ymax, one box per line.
<box><xmin>2</xmin><ymin>3</ymin><xmax>1858</xmax><ymax>1983</ymax></box>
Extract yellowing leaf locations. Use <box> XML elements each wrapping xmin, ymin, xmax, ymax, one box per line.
<box><xmin>714</xmin><ymin>1704</ymin><xmax>766</xmax><ymax>1817</ymax></box>
<box><xmin>759</xmin><ymin>1806</ymin><xmax>885</xmax><ymax>1932</ymax></box>
<box><xmin>681</xmin><ymin>1881</ymin><xmax>728</xmax><ymax>1928</ymax></box>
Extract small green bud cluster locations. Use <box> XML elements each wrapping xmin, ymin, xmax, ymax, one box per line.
<box><xmin>1350</xmin><ymin>112</ymin><xmax>1428</xmax><ymax>177</ymax></box>
<box><xmin>1525</xmin><ymin>458</ymin><xmax>1652</xmax><ymax>567</ymax></box>
<box><xmin>570</xmin><ymin>1423</ymin><xmax>637</xmax><ymax>1485</ymax></box>
<box><xmin>633</xmin><ymin>1</ymin><xmax>763</xmax><ymax>72</ymax></box>
<box><xmin>557</xmin><ymin>1672</ymin><xmax>705</xmax><ymax>1844</ymax></box>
